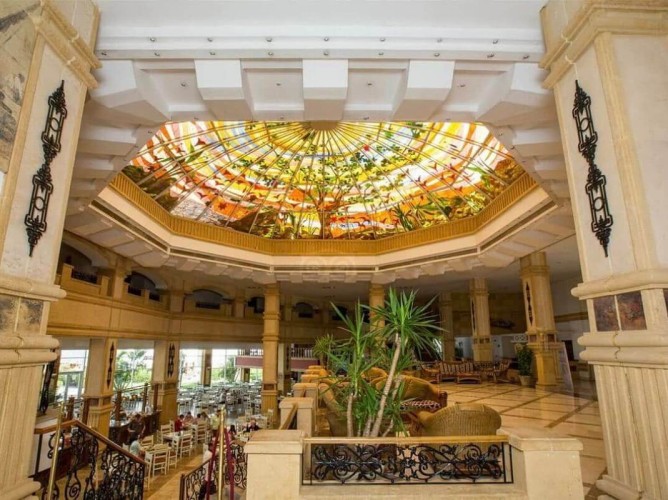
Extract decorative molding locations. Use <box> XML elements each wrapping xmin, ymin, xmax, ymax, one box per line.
<box><xmin>32</xmin><ymin>1</ymin><xmax>101</xmax><ymax>88</ymax></box>
<box><xmin>572</xmin><ymin>81</ymin><xmax>613</xmax><ymax>257</ymax></box>
<box><xmin>108</xmin><ymin>171</ymin><xmax>539</xmax><ymax>256</ymax></box>
<box><xmin>554</xmin><ymin>311</ymin><xmax>588</xmax><ymax>323</ymax></box>
<box><xmin>0</xmin><ymin>273</ymin><xmax>66</xmax><ymax>302</ymax></box>
<box><xmin>106</xmin><ymin>342</ymin><xmax>115</xmax><ymax>389</ymax></box>
<box><xmin>25</xmin><ymin>81</ymin><xmax>67</xmax><ymax>256</ymax></box>
<box><xmin>572</xmin><ymin>268</ymin><xmax>668</xmax><ymax>299</ymax></box>
<box><xmin>525</xmin><ymin>282</ymin><xmax>534</xmax><ymax>325</ymax></box>
<box><xmin>541</xmin><ymin>2</ymin><xmax>668</xmax><ymax>89</ymax></box>
<box><xmin>167</xmin><ymin>343</ymin><xmax>175</xmax><ymax>378</ymax></box>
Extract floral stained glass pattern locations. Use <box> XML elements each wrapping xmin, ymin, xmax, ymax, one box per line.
<box><xmin>124</xmin><ymin>121</ymin><xmax>524</xmax><ymax>239</ymax></box>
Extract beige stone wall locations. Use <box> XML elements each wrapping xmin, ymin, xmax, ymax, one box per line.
<box><xmin>452</xmin><ymin>292</ymin><xmax>527</xmax><ymax>337</ymax></box>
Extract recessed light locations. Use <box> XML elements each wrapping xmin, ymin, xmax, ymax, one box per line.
<box><xmin>180</xmin><ymin>82</ymin><xmax>187</xmax><ymax>87</ymax></box>
<box><xmin>487</xmin><ymin>53</ymin><xmax>495</xmax><ymax>58</ymax></box>
<box><xmin>323</xmin><ymin>50</ymin><xmax>329</xmax><ymax>56</ymax></box>
<box><xmin>149</xmin><ymin>37</ymin><xmax>156</xmax><ymax>42</ymax></box>
<box><xmin>266</xmin><ymin>37</ymin><xmax>273</xmax><ymax>42</ymax></box>
<box><xmin>100</xmin><ymin>51</ymin><xmax>107</xmax><ymax>56</ymax></box>
<box><xmin>324</xmin><ymin>37</ymin><xmax>330</xmax><ymax>42</ymax></box>
<box><xmin>380</xmin><ymin>37</ymin><xmax>386</xmax><ymax>42</ymax></box>
<box><xmin>210</xmin><ymin>51</ymin><xmax>216</xmax><ymax>56</ymax></box>
<box><xmin>207</xmin><ymin>37</ymin><xmax>214</xmax><ymax>42</ymax></box>
<box><xmin>268</xmin><ymin>51</ymin><xmax>274</xmax><ymax>56</ymax></box>
<box><xmin>154</xmin><ymin>51</ymin><xmax>161</xmax><ymax>57</ymax></box>
<box><xmin>378</xmin><ymin>51</ymin><xmax>384</xmax><ymax>56</ymax></box>
<box><xmin>276</xmin><ymin>82</ymin><xmax>282</xmax><ymax>86</ymax></box>
<box><xmin>458</xmin><ymin>83</ymin><xmax>466</xmax><ymax>88</ymax></box>
<box><xmin>436</xmin><ymin>38</ymin><xmax>443</xmax><ymax>43</ymax></box>
<box><xmin>367</xmin><ymin>82</ymin><xmax>373</xmax><ymax>86</ymax></box>
<box><xmin>522</xmin><ymin>54</ymin><xmax>530</xmax><ymax>60</ymax></box>
<box><xmin>434</xmin><ymin>52</ymin><xmax>440</xmax><ymax>57</ymax></box>
<box><xmin>492</xmin><ymin>39</ymin><xmax>499</xmax><ymax>44</ymax></box>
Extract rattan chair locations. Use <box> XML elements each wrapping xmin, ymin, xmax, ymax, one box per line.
<box><xmin>417</xmin><ymin>403</ymin><xmax>501</xmax><ymax>436</ymax></box>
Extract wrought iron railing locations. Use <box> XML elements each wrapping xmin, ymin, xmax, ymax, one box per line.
<box><xmin>71</xmin><ymin>269</ymin><xmax>99</xmax><ymax>284</ymax></box>
<box><xmin>290</xmin><ymin>346</ymin><xmax>316</xmax><ymax>359</ymax></box>
<box><xmin>178</xmin><ymin>439</ymin><xmax>247</xmax><ymax>500</ymax></box>
<box><xmin>32</xmin><ymin>419</ymin><xmax>146</xmax><ymax>499</ymax></box>
<box><xmin>302</xmin><ymin>435</ymin><xmax>512</xmax><ymax>485</ymax></box>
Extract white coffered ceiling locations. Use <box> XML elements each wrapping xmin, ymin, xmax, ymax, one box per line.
<box><xmin>64</xmin><ymin>0</ymin><xmax>581</xmax><ymax>296</ymax></box>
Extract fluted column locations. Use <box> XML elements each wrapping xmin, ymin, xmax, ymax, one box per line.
<box><xmin>152</xmin><ymin>340</ymin><xmax>180</xmax><ymax>424</ymax></box>
<box><xmin>470</xmin><ymin>278</ymin><xmax>492</xmax><ymax>362</ymax></box>
<box><xmin>83</xmin><ymin>338</ymin><xmax>118</xmax><ymax>436</ymax></box>
<box><xmin>542</xmin><ymin>2</ymin><xmax>668</xmax><ymax>497</ymax></box>
<box><xmin>0</xmin><ymin>3</ymin><xmax>99</xmax><ymax>497</ymax></box>
<box><xmin>439</xmin><ymin>292</ymin><xmax>456</xmax><ymax>360</ymax></box>
<box><xmin>261</xmin><ymin>283</ymin><xmax>280</xmax><ymax>416</ymax></box>
<box><xmin>521</xmin><ymin>252</ymin><xmax>561</xmax><ymax>390</ymax></box>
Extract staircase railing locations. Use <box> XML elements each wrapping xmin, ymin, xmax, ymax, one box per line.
<box><xmin>32</xmin><ymin>419</ymin><xmax>146</xmax><ymax>499</ymax></box>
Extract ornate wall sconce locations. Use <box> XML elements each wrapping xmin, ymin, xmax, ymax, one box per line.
<box><xmin>25</xmin><ymin>81</ymin><xmax>68</xmax><ymax>256</ymax></box>
<box><xmin>572</xmin><ymin>80</ymin><xmax>613</xmax><ymax>257</ymax></box>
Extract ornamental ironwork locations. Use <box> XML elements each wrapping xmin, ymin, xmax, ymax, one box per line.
<box><xmin>167</xmin><ymin>343</ymin><xmax>176</xmax><ymax>378</ymax></box>
<box><xmin>572</xmin><ymin>80</ymin><xmax>613</xmax><ymax>257</ymax></box>
<box><xmin>179</xmin><ymin>441</ymin><xmax>246</xmax><ymax>500</ymax></box>
<box><xmin>305</xmin><ymin>441</ymin><xmax>511</xmax><ymax>485</ymax></box>
<box><xmin>106</xmin><ymin>343</ymin><xmax>115</xmax><ymax>389</ymax></box>
<box><xmin>525</xmin><ymin>282</ymin><xmax>533</xmax><ymax>325</ymax></box>
<box><xmin>25</xmin><ymin>81</ymin><xmax>67</xmax><ymax>256</ymax></box>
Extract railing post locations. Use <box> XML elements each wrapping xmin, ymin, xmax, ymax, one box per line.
<box><xmin>153</xmin><ymin>382</ymin><xmax>159</xmax><ymax>411</ymax></box>
<box><xmin>142</xmin><ymin>383</ymin><xmax>149</xmax><ymax>413</ymax></box>
<box><xmin>82</xmin><ymin>397</ymin><xmax>90</xmax><ymax>425</ymax></box>
<box><xmin>114</xmin><ymin>389</ymin><xmax>122</xmax><ymax>422</ymax></box>
<box><xmin>65</xmin><ymin>396</ymin><xmax>75</xmax><ymax>421</ymax></box>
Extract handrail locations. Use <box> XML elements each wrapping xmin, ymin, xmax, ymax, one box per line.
<box><xmin>279</xmin><ymin>403</ymin><xmax>298</xmax><ymax>430</ymax></box>
<box><xmin>34</xmin><ymin>419</ymin><xmax>78</xmax><ymax>435</ymax></box>
<box><xmin>304</xmin><ymin>434</ymin><xmax>508</xmax><ymax>445</ymax></box>
<box><xmin>75</xmin><ymin>419</ymin><xmax>148</xmax><ymax>466</ymax></box>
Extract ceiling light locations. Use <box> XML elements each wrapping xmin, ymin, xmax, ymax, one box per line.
<box><xmin>433</xmin><ymin>52</ymin><xmax>440</xmax><ymax>57</ymax></box>
<box><xmin>492</xmin><ymin>39</ymin><xmax>499</xmax><ymax>44</ymax></box>
<box><xmin>380</xmin><ymin>37</ymin><xmax>386</xmax><ymax>42</ymax></box>
<box><xmin>323</xmin><ymin>50</ymin><xmax>329</xmax><ymax>56</ymax></box>
<box><xmin>207</xmin><ymin>37</ymin><xmax>213</xmax><ymax>42</ymax></box>
<box><xmin>378</xmin><ymin>51</ymin><xmax>384</xmax><ymax>56</ymax></box>
<box><xmin>149</xmin><ymin>37</ymin><xmax>156</xmax><ymax>42</ymax></box>
<box><xmin>436</xmin><ymin>38</ymin><xmax>443</xmax><ymax>43</ymax></box>
<box><xmin>210</xmin><ymin>51</ymin><xmax>216</xmax><ymax>56</ymax></box>
<box><xmin>154</xmin><ymin>52</ymin><xmax>160</xmax><ymax>57</ymax></box>
<box><xmin>458</xmin><ymin>83</ymin><xmax>466</xmax><ymax>88</ymax></box>
<box><xmin>522</xmin><ymin>54</ymin><xmax>530</xmax><ymax>60</ymax></box>
<box><xmin>268</xmin><ymin>51</ymin><xmax>274</xmax><ymax>56</ymax></box>
<box><xmin>487</xmin><ymin>53</ymin><xmax>495</xmax><ymax>58</ymax></box>
<box><xmin>266</xmin><ymin>37</ymin><xmax>273</xmax><ymax>42</ymax></box>
<box><xmin>180</xmin><ymin>82</ymin><xmax>187</xmax><ymax>87</ymax></box>
<box><xmin>324</xmin><ymin>37</ymin><xmax>330</xmax><ymax>42</ymax></box>
<box><xmin>100</xmin><ymin>51</ymin><xmax>107</xmax><ymax>56</ymax></box>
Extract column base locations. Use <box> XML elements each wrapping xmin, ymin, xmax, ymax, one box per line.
<box><xmin>0</xmin><ymin>478</ymin><xmax>41</xmax><ymax>500</ymax></box>
<box><xmin>472</xmin><ymin>342</ymin><xmax>493</xmax><ymax>362</ymax></box>
<box><xmin>597</xmin><ymin>475</ymin><xmax>643</xmax><ymax>500</ymax></box>
<box><xmin>535</xmin><ymin>383</ymin><xmax>559</xmax><ymax>392</ymax></box>
<box><xmin>85</xmin><ymin>399</ymin><xmax>113</xmax><ymax>436</ymax></box>
<box><xmin>261</xmin><ymin>389</ymin><xmax>278</xmax><ymax>419</ymax></box>
<box><xmin>154</xmin><ymin>382</ymin><xmax>178</xmax><ymax>424</ymax></box>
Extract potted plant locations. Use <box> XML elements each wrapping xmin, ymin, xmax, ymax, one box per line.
<box><xmin>516</xmin><ymin>344</ymin><xmax>534</xmax><ymax>386</ymax></box>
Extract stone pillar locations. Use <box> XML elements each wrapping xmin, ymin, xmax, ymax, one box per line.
<box><xmin>369</xmin><ymin>283</ymin><xmax>385</xmax><ymax>330</ymax></box>
<box><xmin>439</xmin><ymin>292</ymin><xmax>456</xmax><ymax>360</ymax></box>
<box><xmin>261</xmin><ymin>283</ymin><xmax>280</xmax><ymax>415</ymax></box>
<box><xmin>83</xmin><ymin>338</ymin><xmax>118</xmax><ymax>437</ymax></box>
<box><xmin>99</xmin><ymin>259</ymin><xmax>130</xmax><ymax>299</ymax></box>
<box><xmin>152</xmin><ymin>340</ymin><xmax>180</xmax><ymax>425</ymax></box>
<box><xmin>470</xmin><ymin>278</ymin><xmax>492</xmax><ymax>362</ymax></box>
<box><xmin>277</xmin><ymin>342</ymin><xmax>287</xmax><ymax>395</ymax></box>
<box><xmin>0</xmin><ymin>3</ymin><xmax>99</xmax><ymax>498</ymax></box>
<box><xmin>233</xmin><ymin>290</ymin><xmax>246</xmax><ymax>319</ymax></box>
<box><xmin>541</xmin><ymin>2</ymin><xmax>668</xmax><ymax>497</ymax></box>
<box><xmin>520</xmin><ymin>252</ymin><xmax>561</xmax><ymax>390</ymax></box>
<box><xmin>201</xmin><ymin>348</ymin><xmax>212</xmax><ymax>386</ymax></box>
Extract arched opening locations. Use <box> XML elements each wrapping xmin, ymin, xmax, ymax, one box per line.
<box><xmin>124</xmin><ymin>272</ymin><xmax>158</xmax><ymax>298</ymax></box>
<box><xmin>191</xmin><ymin>289</ymin><xmax>230</xmax><ymax>310</ymax></box>
<box><xmin>57</xmin><ymin>243</ymin><xmax>97</xmax><ymax>283</ymax></box>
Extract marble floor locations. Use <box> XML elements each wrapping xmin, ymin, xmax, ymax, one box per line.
<box><xmin>441</xmin><ymin>381</ymin><xmax>605</xmax><ymax>498</ymax></box>
<box><xmin>149</xmin><ymin>381</ymin><xmax>605</xmax><ymax>499</ymax></box>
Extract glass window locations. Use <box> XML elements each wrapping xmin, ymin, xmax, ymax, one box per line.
<box><xmin>56</xmin><ymin>349</ymin><xmax>88</xmax><ymax>402</ymax></box>
<box><xmin>114</xmin><ymin>348</ymin><xmax>153</xmax><ymax>390</ymax></box>
<box><xmin>179</xmin><ymin>349</ymin><xmax>203</xmax><ymax>387</ymax></box>
<box><xmin>211</xmin><ymin>349</ymin><xmax>241</xmax><ymax>383</ymax></box>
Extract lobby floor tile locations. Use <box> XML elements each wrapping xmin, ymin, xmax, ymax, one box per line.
<box><xmin>503</xmin><ymin>407</ymin><xmax>567</xmax><ymax>420</ymax></box>
<box><xmin>566</xmin><ymin>413</ymin><xmax>604</xmax><ymax>425</ymax></box>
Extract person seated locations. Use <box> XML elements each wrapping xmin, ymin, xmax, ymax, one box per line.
<box><xmin>128</xmin><ymin>436</ymin><xmax>145</xmax><ymax>458</ymax></box>
<box><xmin>228</xmin><ymin>425</ymin><xmax>237</xmax><ymax>440</ymax></box>
<box><xmin>243</xmin><ymin>418</ymin><xmax>260</xmax><ymax>432</ymax></box>
<box><xmin>175</xmin><ymin>414</ymin><xmax>185</xmax><ymax>432</ymax></box>
<box><xmin>184</xmin><ymin>411</ymin><xmax>195</xmax><ymax>425</ymax></box>
<box><xmin>127</xmin><ymin>413</ymin><xmax>145</xmax><ymax>443</ymax></box>
<box><xmin>199</xmin><ymin>411</ymin><xmax>209</xmax><ymax>424</ymax></box>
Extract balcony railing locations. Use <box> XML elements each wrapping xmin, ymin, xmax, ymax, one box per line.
<box><xmin>71</xmin><ymin>269</ymin><xmax>99</xmax><ymax>284</ymax></box>
<box><xmin>302</xmin><ymin>435</ymin><xmax>512</xmax><ymax>486</ymax></box>
<box><xmin>32</xmin><ymin>419</ymin><xmax>146</xmax><ymax>499</ymax></box>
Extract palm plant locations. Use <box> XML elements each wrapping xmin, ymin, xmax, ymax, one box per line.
<box><xmin>317</xmin><ymin>288</ymin><xmax>440</xmax><ymax>438</ymax></box>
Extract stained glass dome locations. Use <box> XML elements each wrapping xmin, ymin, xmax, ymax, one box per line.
<box><xmin>124</xmin><ymin>121</ymin><xmax>524</xmax><ymax>240</ymax></box>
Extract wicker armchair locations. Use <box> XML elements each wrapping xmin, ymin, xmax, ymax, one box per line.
<box><xmin>375</xmin><ymin>375</ymin><xmax>447</xmax><ymax>407</ymax></box>
<box><xmin>417</xmin><ymin>403</ymin><xmax>501</xmax><ymax>436</ymax></box>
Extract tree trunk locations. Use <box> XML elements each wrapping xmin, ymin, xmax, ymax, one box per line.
<box><xmin>370</xmin><ymin>334</ymin><xmax>401</xmax><ymax>437</ymax></box>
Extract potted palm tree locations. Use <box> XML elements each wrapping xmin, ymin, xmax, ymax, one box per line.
<box><xmin>516</xmin><ymin>344</ymin><xmax>534</xmax><ymax>386</ymax></box>
<box><xmin>316</xmin><ymin>288</ymin><xmax>440</xmax><ymax>437</ymax></box>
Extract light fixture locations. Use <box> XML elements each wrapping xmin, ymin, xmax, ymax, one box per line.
<box><xmin>492</xmin><ymin>39</ymin><xmax>499</xmax><ymax>44</ymax></box>
<box><xmin>149</xmin><ymin>37</ymin><xmax>156</xmax><ymax>42</ymax></box>
<box><xmin>180</xmin><ymin>82</ymin><xmax>187</xmax><ymax>87</ymax></box>
<box><xmin>154</xmin><ymin>52</ymin><xmax>161</xmax><ymax>57</ymax></box>
<box><xmin>324</xmin><ymin>37</ymin><xmax>330</xmax><ymax>41</ymax></box>
<box><xmin>323</xmin><ymin>50</ymin><xmax>329</xmax><ymax>56</ymax></box>
<box><xmin>266</xmin><ymin>37</ymin><xmax>273</xmax><ymax>42</ymax></box>
<box><xmin>207</xmin><ymin>37</ymin><xmax>213</xmax><ymax>42</ymax></box>
<box><xmin>210</xmin><ymin>51</ymin><xmax>216</xmax><ymax>56</ymax></box>
<box><xmin>380</xmin><ymin>37</ymin><xmax>386</xmax><ymax>42</ymax></box>
<box><xmin>268</xmin><ymin>51</ymin><xmax>274</xmax><ymax>56</ymax></box>
<box><xmin>486</xmin><ymin>53</ymin><xmax>495</xmax><ymax>58</ymax></box>
<box><xmin>433</xmin><ymin>52</ymin><xmax>440</xmax><ymax>57</ymax></box>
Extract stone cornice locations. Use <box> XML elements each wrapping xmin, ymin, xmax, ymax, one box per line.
<box><xmin>540</xmin><ymin>1</ymin><xmax>668</xmax><ymax>89</ymax></box>
<box><xmin>0</xmin><ymin>273</ymin><xmax>66</xmax><ymax>302</ymax></box>
<box><xmin>572</xmin><ymin>268</ymin><xmax>668</xmax><ymax>299</ymax></box>
<box><xmin>33</xmin><ymin>0</ymin><xmax>101</xmax><ymax>88</ymax></box>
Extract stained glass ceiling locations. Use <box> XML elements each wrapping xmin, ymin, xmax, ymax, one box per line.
<box><xmin>124</xmin><ymin>121</ymin><xmax>524</xmax><ymax>240</ymax></box>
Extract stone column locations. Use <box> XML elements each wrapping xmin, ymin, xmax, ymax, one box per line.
<box><xmin>520</xmin><ymin>252</ymin><xmax>561</xmax><ymax>390</ymax></box>
<box><xmin>233</xmin><ymin>290</ymin><xmax>246</xmax><ymax>319</ymax></box>
<box><xmin>201</xmin><ymin>348</ymin><xmax>212</xmax><ymax>386</ymax></box>
<box><xmin>83</xmin><ymin>338</ymin><xmax>118</xmax><ymax>436</ymax></box>
<box><xmin>541</xmin><ymin>2</ymin><xmax>668</xmax><ymax>497</ymax></box>
<box><xmin>261</xmin><ymin>283</ymin><xmax>280</xmax><ymax>415</ymax></box>
<box><xmin>277</xmin><ymin>342</ymin><xmax>287</xmax><ymax>395</ymax></box>
<box><xmin>368</xmin><ymin>283</ymin><xmax>385</xmax><ymax>330</ymax></box>
<box><xmin>439</xmin><ymin>292</ymin><xmax>456</xmax><ymax>360</ymax></box>
<box><xmin>470</xmin><ymin>278</ymin><xmax>492</xmax><ymax>362</ymax></box>
<box><xmin>99</xmin><ymin>258</ymin><xmax>130</xmax><ymax>299</ymax></box>
<box><xmin>0</xmin><ymin>3</ymin><xmax>99</xmax><ymax>498</ymax></box>
<box><xmin>152</xmin><ymin>340</ymin><xmax>179</xmax><ymax>424</ymax></box>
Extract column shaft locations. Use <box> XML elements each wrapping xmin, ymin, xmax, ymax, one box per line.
<box><xmin>84</xmin><ymin>338</ymin><xmax>117</xmax><ymax>437</ymax></box>
<box><xmin>470</xmin><ymin>278</ymin><xmax>492</xmax><ymax>362</ymax></box>
<box><xmin>261</xmin><ymin>284</ymin><xmax>280</xmax><ymax>416</ymax></box>
<box><xmin>152</xmin><ymin>340</ymin><xmax>180</xmax><ymax>425</ymax></box>
<box><xmin>439</xmin><ymin>292</ymin><xmax>456</xmax><ymax>360</ymax></box>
